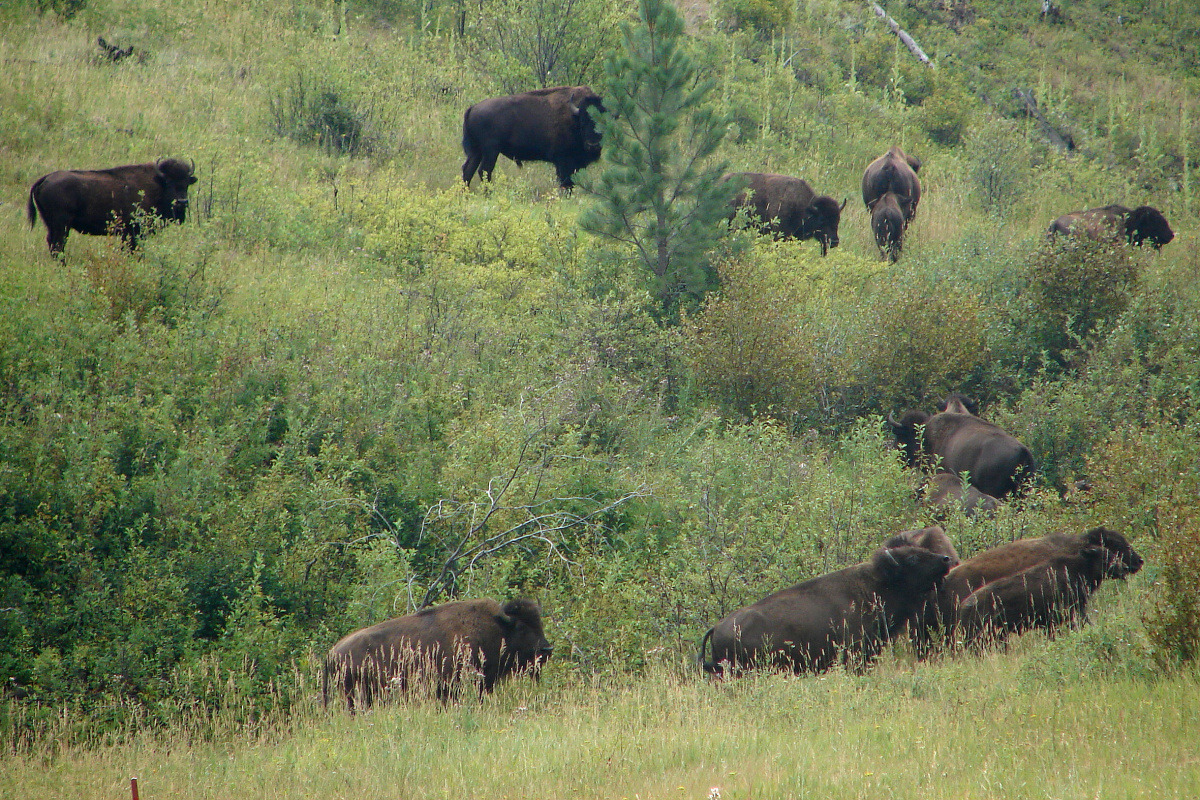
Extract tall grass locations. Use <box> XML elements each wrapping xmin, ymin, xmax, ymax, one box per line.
<box><xmin>5</xmin><ymin>650</ymin><xmax>1198</xmax><ymax>800</ymax></box>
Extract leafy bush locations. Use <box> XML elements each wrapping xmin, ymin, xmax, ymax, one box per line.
<box><xmin>717</xmin><ymin>0</ymin><xmax>793</xmax><ymax>35</ymax></box>
<box><xmin>269</xmin><ymin>72</ymin><xmax>377</xmax><ymax>156</ymax></box>
<box><xmin>964</xmin><ymin>116</ymin><xmax>1033</xmax><ymax>214</ymax></box>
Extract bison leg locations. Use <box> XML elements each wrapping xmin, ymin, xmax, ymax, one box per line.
<box><xmin>554</xmin><ymin>163</ymin><xmax>576</xmax><ymax>191</ymax></box>
<box><xmin>462</xmin><ymin>151</ymin><xmax>483</xmax><ymax>185</ymax></box>
<box><xmin>477</xmin><ymin>150</ymin><xmax>500</xmax><ymax>183</ymax></box>
<box><xmin>46</xmin><ymin>227</ymin><xmax>68</xmax><ymax>257</ymax></box>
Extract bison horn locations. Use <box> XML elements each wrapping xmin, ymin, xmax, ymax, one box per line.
<box><xmin>569</xmin><ymin>102</ymin><xmax>581</xmax><ymax>115</ymax></box>
<box><xmin>886</xmin><ymin>411</ymin><xmax>899</xmax><ymax>428</ymax></box>
<box><xmin>188</xmin><ymin>157</ymin><xmax>196</xmax><ymax>176</ymax></box>
<box><xmin>884</xmin><ymin>548</ymin><xmax>900</xmax><ymax>565</ymax></box>
<box><xmin>839</xmin><ymin>198</ymin><xmax>847</xmax><ymax>212</ymax></box>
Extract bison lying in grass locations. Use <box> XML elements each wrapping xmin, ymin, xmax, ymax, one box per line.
<box><xmin>699</xmin><ymin>545</ymin><xmax>951</xmax><ymax>675</ymax></box>
<box><xmin>323</xmin><ymin>598</ymin><xmax>552</xmax><ymax>710</ymax></box>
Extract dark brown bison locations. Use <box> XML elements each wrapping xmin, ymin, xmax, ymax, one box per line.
<box><xmin>912</xmin><ymin>526</ymin><xmax>1142</xmax><ymax>652</ymax></box>
<box><xmin>881</xmin><ymin>525</ymin><xmax>961</xmax><ymax>568</ymax></box>
<box><xmin>862</xmin><ymin>146</ymin><xmax>921</xmax><ymax>218</ymax></box>
<box><xmin>1048</xmin><ymin>204</ymin><xmax>1174</xmax><ymax>250</ymax></box>
<box><xmin>936</xmin><ymin>392</ymin><xmax>978</xmax><ymax>415</ymax></box>
<box><xmin>722</xmin><ymin>172</ymin><xmax>846</xmax><ymax>255</ymax></box>
<box><xmin>97</xmin><ymin>37</ymin><xmax>134</xmax><ymax>62</ymax></box>
<box><xmin>869</xmin><ymin>191</ymin><xmax>906</xmax><ymax>262</ymax></box>
<box><xmin>923</xmin><ymin>472</ymin><xmax>1002</xmax><ymax>519</ymax></box>
<box><xmin>956</xmin><ymin>545</ymin><xmax>1112</xmax><ymax>644</ymax></box>
<box><xmin>888</xmin><ymin>404</ymin><xmax>1035</xmax><ymax>500</ymax></box>
<box><xmin>322</xmin><ymin>598</ymin><xmax>552</xmax><ymax>710</ymax></box>
<box><xmin>27</xmin><ymin>158</ymin><xmax>197</xmax><ymax>256</ymax></box>
<box><xmin>699</xmin><ymin>545</ymin><xmax>952</xmax><ymax>675</ymax></box>
<box><xmin>461</xmin><ymin>86</ymin><xmax>605</xmax><ymax>189</ymax></box>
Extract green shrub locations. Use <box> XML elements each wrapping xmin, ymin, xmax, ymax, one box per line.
<box><xmin>269</xmin><ymin>72</ymin><xmax>377</xmax><ymax>156</ymax></box>
<box><xmin>964</xmin><ymin>116</ymin><xmax>1033</xmax><ymax>214</ymax></box>
<box><xmin>717</xmin><ymin>0</ymin><xmax>794</xmax><ymax>35</ymax></box>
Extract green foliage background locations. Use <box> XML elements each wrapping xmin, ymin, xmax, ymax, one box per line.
<box><xmin>2</xmin><ymin>0</ymin><xmax>1200</xmax><ymax>742</ymax></box>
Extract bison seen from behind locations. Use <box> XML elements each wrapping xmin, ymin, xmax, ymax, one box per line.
<box><xmin>862</xmin><ymin>146</ymin><xmax>921</xmax><ymax>259</ymax></box>
<box><xmin>1048</xmin><ymin>204</ymin><xmax>1174</xmax><ymax>250</ymax></box>
<box><xmin>461</xmin><ymin>86</ymin><xmax>605</xmax><ymax>189</ymax></box>
<box><xmin>27</xmin><ymin>158</ymin><xmax>197</xmax><ymax>256</ymax></box>
<box><xmin>323</xmin><ymin>598</ymin><xmax>552</xmax><ymax>710</ymax></box>
<box><xmin>722</xmin><ymin>172</ymin><xmax>846</xmax><ymax>255</ymax></box>
<box><xmin>699</xmin><ymin>545</ymin><xmax>952</xmax><ymax>675</ymax></box>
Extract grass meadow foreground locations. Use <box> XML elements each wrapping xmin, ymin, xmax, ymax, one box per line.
<box><xmin>6</xmin><ymin>646</ymin><xmax>1200</xmax><ymax>800</ymax></box>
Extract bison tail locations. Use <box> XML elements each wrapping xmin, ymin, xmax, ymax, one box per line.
<box><xmin>697</xmin><ymin>626</ymin><xmax>718</xmax><ymax>673</ymax></box>
<box><xmin>26</xmin><ymin>178</ymin><xmax>43</xmax><ymax>229</ymax></box>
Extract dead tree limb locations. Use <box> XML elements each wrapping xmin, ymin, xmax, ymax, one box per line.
<box><xmin>1013</xmin><ymin>88</ymin><xmax>1075</xmax><ymax>151</ymax></box>
<box><xmin>868</xmin><ymin>3</ymin><xmax>932</xmax><ymax>66</ymax></box>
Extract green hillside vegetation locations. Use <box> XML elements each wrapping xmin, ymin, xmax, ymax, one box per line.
<box><xmin>3</xmin><ymin>0</ymin><xmax>1200</xmax><ymax>788</ymax></box>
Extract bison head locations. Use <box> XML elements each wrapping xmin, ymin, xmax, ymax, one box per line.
<box><xmin>887</xmin><ymin>409</ymin><xmax>930</xmax><ymax>467</ymax></box>
<box><xmin>873</xmin><ymin>545</ymin><xmax>953</xmax><ymax>593</ymax></box>
<box><xmin>882</xmin><ymin>526</ymin><xmax>961</xmax><ymax>568</ymax></box>
<box><xmin>936</xmin><ymin>393</ymin><xmax>978</xmax><ymax>415</ymax></box>
<box><xmin>1126</xmin><ymin>206</ymin><xmax>1174</xmax><ymax>249</ymax></box>
<box><xmin>801</xmin><ymin>196</ymin><xmax>846</xmax><ymax>255</ymax></box>
<box><xmin>154</xmin><ymin>158</ymin><xmax>198</xmax><ymax>222</ymax></box>
<box><xmin>496</xmin><ymin>599</ymin><xmax>552</xmax><ymax>678</ymax></box>
<box><xmin>568</xmin><ymin>88</ymin><xmax>605</xmax><ymax>156</ymax></box>
<box><xmin>1083</xmin><ymin>527</ymin><xmax>1144</xmax><ymax>579</ymax></box>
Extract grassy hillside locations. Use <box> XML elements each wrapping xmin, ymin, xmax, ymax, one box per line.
<box><xmin>2</xmin><ymin>0</ymin><xmax>1200</xmax><ymax>771</ymax></box>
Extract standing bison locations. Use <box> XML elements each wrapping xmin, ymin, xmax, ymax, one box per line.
<box><xmin>722</xmin><ymin>172</ymin><xmax>846</xmax><ymax>255</ymax></box>
<box><xmin>862</xmin><ymin>146</ymin><xmax>922</xmax><ymax>261</ymax></box>
<box><xmin>888</xmin><ymin>399</ymin><xmax>1035</xmax><ymax>500</ymax></box>
<box><xmin>27</xmin><ymin>158</ymin><xmax>197</xmax><ymax>256</ymax></box>
<box><xmin>461</xmin><ymin>86</ymin><xmax>605</xmax><ymax>189</ymax></box>
<box><xmin>323</xmin><ymin>598</ymin><xmax>552</xmax><ymax>710</ymax></box>
<box><xmin>699</xmin><ymin>545</ymin><xmax>952</xmax><ymax>675</ymax></box>
<box><xmin>1048</xmin><ymin>204</ymin><xmax>1174</xmax><ymax>249</ymax></box>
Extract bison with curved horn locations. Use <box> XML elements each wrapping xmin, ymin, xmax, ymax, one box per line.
<box><xmin>461</xmin><ymin>86</ymin><xmax>605</xmax><ymax>190</ymax></box>
<box><xmin>722</xmin><ymin>172</ymin><xmax>846</xmax><ymax>255</ymax></box>
<box><xmin>27</xmin><ymin>158</ymin><xmax>197</xmax><ymax>256</ymax></box>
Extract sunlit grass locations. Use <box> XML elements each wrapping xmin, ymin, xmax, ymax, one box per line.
<box><xmin>5</xmin><ymin>648</ymin><xmax>1198</xmax><ymax>800</ymax></box>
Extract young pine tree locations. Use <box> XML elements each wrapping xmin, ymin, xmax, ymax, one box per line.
<box><xmin>577</xmin><ymin>0</ymin><xmax>731</xmax><ymax>316</ymax></box>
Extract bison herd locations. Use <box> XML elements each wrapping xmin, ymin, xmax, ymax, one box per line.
<box><xmin>20</xmin><ymin>81</ymin><xmax>1153</xmax><ymax>708</ymax></box>
<box><xmin>25</xmin><ymin>86</ymin><xmax>1174</xmax><ymax>260</ymax></box>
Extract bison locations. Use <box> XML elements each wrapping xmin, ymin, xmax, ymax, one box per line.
<box><xmin>911</xmin><ymin>526</ymin><xmax>1142</xmax><ymax>652</ymax></box>
<box><xmin>881</xmin><ymin>525</ymin><xmax>961</xmax><ymax>568</ymax></box>
<box><xmin>699</xmin><ymin>545</ymin><xmax>952</xmax><ymax>675</ymax></box>
<box><xmin>923</xmin><ymin>472</ymin><xmax>1001</xmax><ymax>520</ymax></box>
<box><xmin>461</xmin><ymin>86</ymin><xmax>605</xmax><ymax>190</ymax></box>
<box><xmin>1048</xmin><ymin>204</ymin><xmax>1174</xmax><ymax>250</ymax></box>
<box><xmin>322</xmin><ymin>598</ymin><xmax>552</xmax><ymax>710</ymax></box>
<box><xmin>722</xmin><ymin>172</ymin><xmax>846</xmax><ymax>255</ymax></box>
<box><xmin>27</xmin><ymin>158</ymin><xmax>197</xmax><ymax>256</ymax></box>
<box><xmin>97</xmin><ymin>37</ymin><xmax>134</xmax><ymax>63</ymax></box>
<box><xmin>956</xmin><ymin>545</ymin><xmax>1112</xmax><ymax>645</ymax></box>
<box><xmin>888</xmin><ymin>403</ymin><xmax>1035</xmax><ymax>500</ymax></box>
<box><xmin>869</xmin><ymin>191</ymin><xmax>907</xmax><ymax>262</ymax></box>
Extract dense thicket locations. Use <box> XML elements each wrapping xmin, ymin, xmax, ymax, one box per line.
<box><xmin>2</xmin><ymin>0</ymin><xmax>1199</xmax><ymax>739</ymax></box>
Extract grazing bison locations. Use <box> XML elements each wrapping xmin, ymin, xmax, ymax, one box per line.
<box><xmin>27</xmin><ymin>158</ymin><xmax>197</xmax><ymax>256</ymax></box>
<box><xmin>461</xmin><ymin>86</ymin><xmax>605</xmax><ymax>189</ymax></box>
<box><xmin>912</xmin><ymin>526</ymin><xmax>1142</xmax><ymax>652</ymax></box>
<box><xmin>956</xmin><ymin>545</ymin><xmax>1111</xmax><ymax>644</ymax></box>
<box><xmin>888</xmin><ymin>404</ymin><xmax>1035</xmax><ymax>500</ymax></box>
<box><xmin>1048</xmin><ymin>204</ymin><xmax>1174</xmax><ymax>250</ymax></box>
<box><xmin>323</xmin><ymin>598</ymin><xmax>552</xmax><ymax>710</ymax></box>
<box><xmin>699</xmin><ymin>545</ymin><xmax>952</xmax><ymax>675</ymax></box>
<box><xmin>97</xmin><ymin>37</ymin><xmax>134</xmax><ymax>62</ymax></box>
<box><xmin>881</xmin><ymin>525</ymin><xmax>961</xmax><ymax>568</ymax></box>
<box><xmin>869</xmin><ymin>191</ymin><xmax>907</xmax><ymax>262</ymax></box>
<box><xmin>923</xmin><ymin>472</ymin><xmax>1001</xmax><ymax>519</ymax></box>
<box><xmin>722</xmin><ymin>172</ymin><xmax>846</xmax><ymax>255</ymax></box>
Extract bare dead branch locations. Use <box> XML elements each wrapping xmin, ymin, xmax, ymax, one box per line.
<box><xmin>868</xmin><ymin>3</ymin><xmax>933</xmax><ymax>66</ymax></box>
